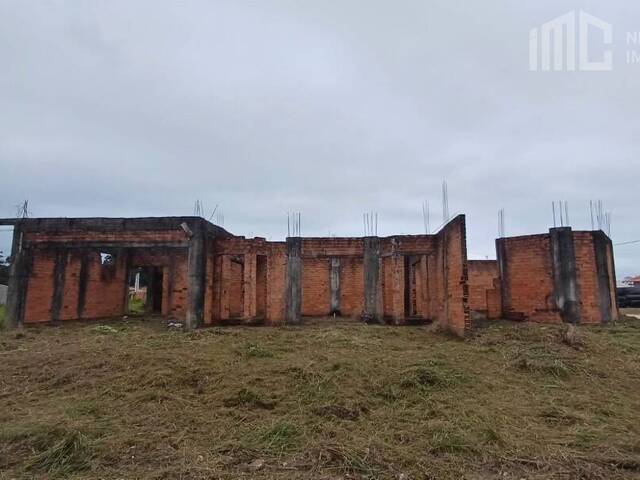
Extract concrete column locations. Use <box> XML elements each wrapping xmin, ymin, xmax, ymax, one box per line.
<box><xmin>220</xmin><ymin>255</ymin><xmax>231</xmax><ymax>320</ymax></box>
<box><xmin>549</xmin><ymin>227</ymin><xmax>581</xmax><ymax>324</ymax></box>
<box><xmin>330</xmin><ymin>258</ymin><xmax>341</xmax><ymax>315</ymax></box>
<box><xmin>285</xmin><ymin>237</ymin><xmax>302</xmax><ymax>324</ymax></box>
<box><xmin>390</xmin><ymin>252</ymin><xmax>405</xmax><ymax>324</ymax></box>
<box><xmin>5</xmin><ymin>226</ymin><xmax>28</xmax><ymax>328</ymax></box>
<box><xmin>77</xmin><ymin>253</ymin><xmax>90</xmax><ymax>319</ymax></box>
<box><xmin>363</xmin><ymin>237</ymin><xmax>382</xmax><ymax>323</ymax></box>
<box><xmin>496</xmin><ymin>238</ymin><xmax>509</xmax><ymax>318</ymax></box>
<box><xmin>593</xmin><ymin>230</ymin><xmax>614</xmax><ymax>324</ymax></box>
<box><xmin>186</xmin><ymin>222</ymin><xmax>207</xmax><ymax>329</ymax></box>
<box><xmin>419</xmin><ymin>255</ymin><xmax>429</xmax><ymax>318</ymax></box>
<box><xmin>243</xmin><ymin>253</ymin><xmax>257</xmax><ymax>320</ymax></box>
<box><xmin>50</xmin><ymin>249</ymin><xmax>68</xmax><ymax>323</ymax></box>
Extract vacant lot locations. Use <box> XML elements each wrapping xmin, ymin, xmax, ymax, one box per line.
<box><xmin>1</xmin><ymin>317</ymin><xmax>640</xmax><ymax>479</ymax></box>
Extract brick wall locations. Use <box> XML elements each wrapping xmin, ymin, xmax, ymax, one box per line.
<box><xmin>573</xmin><ymin>232</ymin><xmax>601</xmax><ymax>324</ymax></box>
<box><xmin>496</xmin><ymin>229</ymin><xmax>617</xmax><ymax>325</ymax></box>
<box><xmin>23</xmin><ymin>250</ymin><xmax>55</xmax><ymax>323</ymax></box>
<box><xmin>20</xmin><ymin>225</ymin><xmax>191</xmax><ymax>324</ymax></box>
<box><xmin>24</xmin><ymin>249</ymin><xmax>129</xmax><ymax>323</ymax></box>
<box><xmin>339</xmin><ymin>257</ymin><xmax>364</xmax><ymax>317</ymax></box>
<box><xmin>497</xmin><ymin>234</ymin><xmax>559</xmax><ymax>322</ymax></box>
<box><xmin>486</xmin><ymin>279</ymin><xmax>502</xmax><ymax>319</ymax></box>
<box><xmin>12</xmin><ymin>217</ymin><xmax>472</xmax><ymax>335</ymax></box>
<box><xmin>301</xmin><ymin>258</ymin><xmax>330</xmax><ymax>316</ymax></box>
<box><xmin>432</xmin><ymin>215</ymin><xmax>470</xmax><ymax>336</ymax></box>
<box><xmin>467</xmin><ymin>260</ymin><xmax>499</xmax><ymax>314</ymax></box>
<box><xmin>573</xmin><ymin>231</ymin><xmax>618</xmax><ymax>324</ymax></box>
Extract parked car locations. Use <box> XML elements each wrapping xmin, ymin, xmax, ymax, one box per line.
<box><xmin>617</xmin><ymin>286</ymin><xmax>640</xmax><ymax>308</ymax></box>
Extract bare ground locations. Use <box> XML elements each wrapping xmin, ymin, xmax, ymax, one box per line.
<box><xmin>1</xmin><ymin>315</ymin><xmax>640</xmax><ymax>479</ymax></box>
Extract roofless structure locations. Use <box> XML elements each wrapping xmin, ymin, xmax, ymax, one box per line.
<box><xmin>0</xmin><ymin>215</ymin><xmax>618</xmax><ymax>336</ymax></box>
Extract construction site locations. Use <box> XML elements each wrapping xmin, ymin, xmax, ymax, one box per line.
<box><xmin>0</xmin><ymin>212</ymin><xmax>618</xmax><ymax>335</ymax></box>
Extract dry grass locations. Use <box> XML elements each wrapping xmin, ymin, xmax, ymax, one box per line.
<box><xmin>1</xmin><ymin>315</ymin><xmax>640</xmax><ymax>479</ymax></box>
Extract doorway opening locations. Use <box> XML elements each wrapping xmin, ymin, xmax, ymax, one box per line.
<box><xmin>128</xmin><ymin>266</ymin><xmax>163</xmax><ymax>315</ymax></box>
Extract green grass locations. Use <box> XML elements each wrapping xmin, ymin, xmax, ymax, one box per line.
<box><xmin>0</xmin><ymin>304</ymin><xmax>5</xmax><ymax>328</ymax></box>
<box><xmin>127</xmin><ymin>297</ymin><xmax>145</xmax><ymax>315</ymax></box>
<box><xmin>1</xmin><ymin>317</ymin><xmax>640</xmax><ymax>478</ymax></box>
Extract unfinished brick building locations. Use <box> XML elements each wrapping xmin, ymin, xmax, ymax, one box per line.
<box><xmin>1</xmin><ymin>215</ymin><xmax>470</xmax><ymax>335</ymax></box>
<box><xmin>1</xmin><ymin>216</ymin><xmax>618</xmax><ymax>336</ymax></box>
<box><xmin>465</xmin><ymin>227</ymin><xmax>618</xmax><ymax>325</ymax></box>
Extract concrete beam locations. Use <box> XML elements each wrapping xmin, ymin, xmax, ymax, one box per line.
<box><xmin>363</xmin><ymin>237</ymin><xmax>382</xmax><ymax>323</ymax></box>
<box><xmin>549</xmin><ymin>227</ymin><xmax>581</xmax><ymax>324</ymax></box>
<box><xmin>285</xmin><ymin>237</ymin><xmax>302</xmax><ymax>324</ymax></box>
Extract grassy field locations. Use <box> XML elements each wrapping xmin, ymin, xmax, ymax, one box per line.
<box><xmin>0</xmin><ymin>304</ymin><xmax>5</xmax><ymax>328</ymax></box>
<box><xmin>1</xmin><ymin>317</ymin><xmax>640</xmax><ymax>479</ymax></box>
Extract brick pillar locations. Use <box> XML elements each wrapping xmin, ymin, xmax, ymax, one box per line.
<box><xmin>243</xmin><ymin>253</ymin><xmax>257</xmax><ymax>320</ymax></box>
<box><xmin>363</xmin><ymin>237</ymin><xmax>382</xmax><ymax>323</ymax></box>
<box><xmin>285</xmin><ymin>237</ymin><xmax>302</xmax><ymax>324</ymax></box>
<box><xmin>550</xmin><ymin>227</ymin><xmax>581</xmax><ymax>324</ymax></box>
<box><xmin>186</xmin><ymin>221</ymin><xmax>207</xmax><ymax>329</ymax></box>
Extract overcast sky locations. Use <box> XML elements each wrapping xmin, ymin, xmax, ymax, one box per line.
<box><xmin>1</xmin><ymin>0</ymin><xmax>639</xmax><ymax>276</ymax></box>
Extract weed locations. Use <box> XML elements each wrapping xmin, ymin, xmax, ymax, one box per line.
<box><xmin>245</xmin><ymin>342</ymin><xmax>274</xmax><ymax>358</ymax></box>
<box><xmin>429</xmin><ymin>426</ymin><xmax>475</xmax><ymax>453</ymax></box>
<box><xmin>1</xmin><ymin>426</ymin><xmax>92</xmax><ymax>476</ymax></box>
<box><xmin>512</xmin><ymin>346</ymin><xmax>572</xmax><ymax>378</ymax></box>
<box><xmin>259</xmin><ymin>421</ymin><xmax>298</xmax><ymax>451</ymax></box>
<box><xmin>90</xmin><ymin>324</ymin><xmax>119</xmax><ymax>335</ymax></box>
<box><xmin>313</xmin><ymin>444</ymin><xmax>378</xmax><ymax>476</ymax></box>
<box><xmin>223</xmin><ymin>388</ymin><xmax>276</xmax><ymax>409</ymax></box>
<box><xmin>399</xmin><ymin>361</ymin><xmax>465</xmax><ymax>390</ymax></box>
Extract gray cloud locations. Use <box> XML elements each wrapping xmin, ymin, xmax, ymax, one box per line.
<box><xmin>1</xmin><ymin>0</ymin><xmax>639</xmax><ymax>276</ymax></box>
